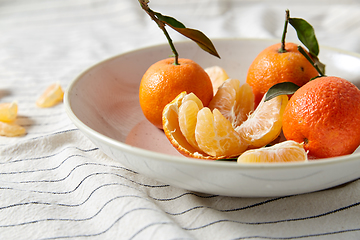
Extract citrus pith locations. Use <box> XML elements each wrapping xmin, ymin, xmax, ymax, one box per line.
<box><xmin>208</xmin><ymin>79</ymin><xmax>254</xmax><ymax>128</ymax></box>
<box><xmin>235</xmin><ymin>94</ymin><xmax>288</xmax><ymax>148</ymax></box>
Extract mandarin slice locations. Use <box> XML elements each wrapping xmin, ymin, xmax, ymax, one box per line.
<box><xmin>178</xmin><ymin>93</ymin><xmax>204</xmax><ymax>151</ymax></box>
<box><xmin>195</xmin><ymin>108</ymin><xmax>248</xmax><ymax>158</ymax></box>
<box><xmin>36</xmin><ymin>82</ymin><xmax>64</xmax><ymax>108</ymax></box>
<box><xmin>237</xmin><ymin>140</ymin><xmax>307</xmax><ymax>163</ymax></box>
<box><xmin>0</xmin><ymin>101</ymin><xmax>18</xmax><ymax>122</ymax></box>
<box><xmin>0</xmin><ymin>121</ymin><xmax>26</xmax><ymax>137</ymax></box>
<box><xmin>162</xmin><ymin>92</ymin><xmax>215</xmax><ymax>160</ymax></box>
<box><xmin>205</xmin><ymin>66</ymin><xmax>229</xmax><ymax>95</ymax></box>
<box><xmin>208</xmin><ymin>79</ymin><xmax>254</xmax><ymax>128</ymax></box>
<box><xmin>235</xmin><ymin>94</ymin><xmax>288</xmax><ymax>148</ymax></box>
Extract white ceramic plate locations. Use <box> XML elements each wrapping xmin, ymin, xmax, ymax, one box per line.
<box><xmin>64</xmin><ymin>38</ymin><xmax>360</xmax><ymax>197</ymax></box>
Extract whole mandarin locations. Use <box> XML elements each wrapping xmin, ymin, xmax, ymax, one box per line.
<box><xmin>139</xmin><ymin>58</ymin><xmax>213</xmax><ymax>129</ymax></box>
<box><xmin>246</xmin><ymin>42</ymin><xmax>319</xmax><ymax>107</ymax></box>
<box><xmin>282</xmin><ymin>76</ymin><xmax>360</xmax><ymax>158</ymax></box>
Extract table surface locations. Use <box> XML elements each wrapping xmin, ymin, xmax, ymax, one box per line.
<box><xmin>1</xmin><ymin>0</ymin><xmax>360</xmax><ymax>239</ymax></box>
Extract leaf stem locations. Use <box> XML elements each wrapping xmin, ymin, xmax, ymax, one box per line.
<box><xmin>297</xmin><ymin>46</ymin><xmax>325</xmax><ymax>77</ymax></box>
<box><xmin>280</xmin><ymin>9</ymin><xmax>290</xmax><ymax>53</ymax></box>
<box><xmin>138</xmin><ymin>0</ymin><xmax>179</xmax><ymax>65</ymax></box>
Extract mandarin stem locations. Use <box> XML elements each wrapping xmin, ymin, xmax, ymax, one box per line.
<box><xmin>138</xmin><ymin>0</ymin><xmax>179</xmax><ymax>65</ymax></box>
<box><xmin>162</xmin><ymin>27</ymin><xmax>179</xmax><ymax>65</ymax></box>
<box><xmin>280</xmin><ymin>9</ymin><xmax>290</xmax><ymax>53</ymax></box>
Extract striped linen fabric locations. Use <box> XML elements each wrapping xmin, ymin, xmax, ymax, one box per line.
<box><xmin>1</xmin><ymin>0</ymin><xmax>360</xmax><ymax>239</ymax></box>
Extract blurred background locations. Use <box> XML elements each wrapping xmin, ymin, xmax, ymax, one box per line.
<box><xmin>0</xmin><ymin>0</ymin><xmax>359</xmax><ymax>92</ymax></box>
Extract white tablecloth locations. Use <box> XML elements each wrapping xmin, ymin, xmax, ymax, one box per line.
<box><xmin>1</xmin><ymin>0</ymin><xmax>360</xmax><ymax>239</ymax></box>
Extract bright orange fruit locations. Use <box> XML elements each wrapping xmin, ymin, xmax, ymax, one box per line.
<box><xmin>246</xmin><ymin>42</ymin><xmax>319</xmax><ymax>107</ymax></box>
<box><xmin>237</xmin><ymin>140</ymin><xmax>307</xmax><ymax>163</ymax></box>
<box><xmin>283</xmin><ymin>76</ymin><xmax>360</xmax><ymax>158</ymax></box>
<box><xmin>139</xmin><ymin>58</ymin><xmax>213</xmax><ymax>129</ymax></box>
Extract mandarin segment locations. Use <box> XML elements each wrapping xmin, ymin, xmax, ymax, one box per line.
<box><xmin>162</xmin><ymin>92</ymin><xmax>215</xmax><ymax>159</ymax></box>
<box><xmin>235</xmin><ymin>94</ymin><xmax>288</xmax><ymax>148</ymax></box>
<box><xmin>208</xmin><ymin>79</ymin><xmax>254</xmax><ymax>128</ymax></box>
<box><xmin>0</xmin><ymin>121</ymin><xmax>26</xmax><ymax>137</ymax></box>
<box><xmin>237</xmin><ymin>140</ymin><xmax>307</xmax><ymax>163</ymax></box>
<box><xmin>195</xmin><ymin>108</ymin><xmax>248</xmax><ymax>158</ymax></box>
<box><xmin>0</xmin><ymin>101</ymin><xmax>18</xmax><ymax>122</ymax></box>
<box><xmin>205</xmin><ymin>66</ymin><xmax>229</xmax><ymax>95</ymax></box>
<box><xmin>178</xmin><ymin>93</ymin><xmax>203</xmax><ymax>151</ymax></box>
<box><xmin>36</xmin><ymin>82</ymin><xmax>64</xmax><ymax>108</ymax></box>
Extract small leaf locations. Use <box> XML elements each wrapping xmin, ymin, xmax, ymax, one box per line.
<box><xmin>265</xmin><ymin>82</ymin><xmax>300</xmax><ymax>102</ymax></box>
<box><xmin>289</xmin><ymin>18</ymin><xmax>319</xmax><ymax>57</ymax></box>
<box><xmin>169</xmin><ymin>26</ymin><xmax>220</xmax><ymax>58</ymax></box>
<box><xmin>297</xmin><ymin>46</ymin><xmax>325</xmax><ymax>77</ymax></box>
<box><xmin>153</xmin><ymin>11</ymin><xmax>186</xmax><ymax>28</ymax></box>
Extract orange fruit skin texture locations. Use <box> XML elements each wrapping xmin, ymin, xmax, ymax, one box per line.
<box><xmin>246</xmin><ymin>42</ymin><xmax>319</xmax><ymax>107</ymax></box>
<box><xmin>139</xmin><ymin>58</ymin><xmax>213</xmax><ymax>129</ymax></box>
<box><xmin>282</xmin><ymin>76</ymin><xmax>360</xmax><ymax>159</ymax></box>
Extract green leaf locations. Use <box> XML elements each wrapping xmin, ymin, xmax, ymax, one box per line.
<box><xmin>289</xmin><ymin>18</ymin><xmax>319</xmax><ymax>57</ymax></box>
<box><xmin>168</xmin><ymin>26</ymin><xmax>220</xmax><ymax>58</ymax></box>
<box><xmin>153</xmin><ymin>11</ymin><xmax>186</xmax><ymax>28</ymax></box>
<box><xmin>265</xmin><ymin>82</ymin><xmax>300</xmax><ymax>102</ymax></box>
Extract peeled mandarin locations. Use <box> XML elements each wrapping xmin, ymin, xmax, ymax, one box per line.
<box><xmin>162</xmin><ymin>92</ymin><xmax>215</xmax><ymax>159</ymax></box>
<box><xmin>208</xmin><ymin>79</ymin><xmax>254</xmax><ymax>128</ymax></box>
<box><xmin>235</xmin><ymin>94</ymin><xmax>288</xmax><ymax>148</ymax></box>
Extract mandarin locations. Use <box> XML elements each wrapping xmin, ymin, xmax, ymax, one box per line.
<box><xmin>139</xmin><ymin>58</ymin><xmax>213</xmax><ymax>129</ymax></box>
<box><xmin>238</xmin><ymin>140</ymin><xmax>307</xmax><ymax>164</ymax></box>
<box><xmin>246</xmin><ymin>42</ymin><xmax>319</xmax><ymax>107</ymax></box>
<box><xmin>282</xmin><ymin>76</ymin><xmax>360</xmax><ymax>158</ymax></box>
